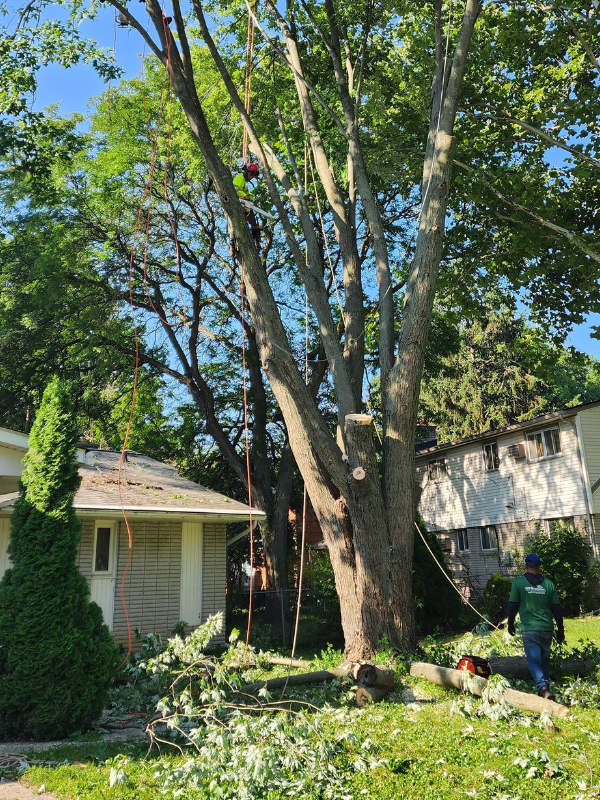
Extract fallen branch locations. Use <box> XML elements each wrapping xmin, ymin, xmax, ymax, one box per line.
<box><xmin>238</xmin><ymin>667</ymin><xmax>351</xmax><ymax>694</ymax></box>
<box><xmin>265</xmin><ymin>657</ymin><xmax>312</xmax><ymax>669</ymax></box>
<box><xmin>410</xmin><ymin>662</ymin><xmax>571</xmax><ymax>718</ymax></box>
<box><xmin>490</xmin><ymin>656</ymin><xmax>594</xmax><ymax>680</ymax></box>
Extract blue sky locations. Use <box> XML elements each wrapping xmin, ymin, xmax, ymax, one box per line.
<box><xmin>27</xmin><ymin>6</ymin><xmax>600</xmax><ymax>361</ymax></box>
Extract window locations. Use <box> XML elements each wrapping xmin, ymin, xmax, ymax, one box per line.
<box><xmin>526</xmin><ymin>427</ymin><xmax>561</xmax><ymax>462</ymax></box>
<box><xmin>428</xmin><ymin>457</ymin><xmax>447</xmax><ymax>482</ymax></box>
<box><xmin>480</xmin><ymin>525</ymin><xmax>498</xmax><ymax>551</ymax></box>
<box><xmin>456</xmin><ymin>528</ymin><xmax>469</xmax><ymax>552</ymax></box>
<box><xmin>93</xmin><ymin>523</ymin><xmax>114</xmax><ymax>573</ymax></box>
<box><xmin>483</xmin><ymin>441</ymin><xmax>499</xmax><ymax>471</ymax></box>
<box><xmin>544</xmin><ymin>517</ymin><xmax>574</xmax><ymax>535</ymax></box>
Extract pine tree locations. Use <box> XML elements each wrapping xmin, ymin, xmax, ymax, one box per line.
<box><xmin>0</xmin><ymin>377</ymin><xmax>117</xmax><ymax>740</ymax></box>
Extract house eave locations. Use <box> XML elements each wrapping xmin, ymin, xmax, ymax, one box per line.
<box><xmin>0</xmin><ymin>500</ymin><xmax>265</xmax><ymax>522</ymax></box>
<box><xmin>415</xmin><ymin>408</ymin><xmax>579</xmax><ymax>460</ymax></box>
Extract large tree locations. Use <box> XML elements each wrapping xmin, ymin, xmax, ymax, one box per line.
<box><xmin>3</xmin><ymin>0</ymin><xmax>600</xmax><ymax>656</ymax></box>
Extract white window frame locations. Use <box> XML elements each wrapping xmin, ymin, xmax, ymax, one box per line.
<box><xmin>428</xmin><ymin>457</ymin><xmax>447</xmax><ymax>482</ymax></box>
<box><xmin>480</xmin><ymin>525</ymin><xmax>498</xmax><ymax>552</ymax></box>
<box><xmin>93</xmin><ymin>520</ymin><xmax>117</xmax><ymax>576</ymax></box>
<box><xmin>456</xmin><ymin>528</ymin><xmax>469</xmax><ymax>552</ymax></box>
<box><xmin>544</xmin><ymin>517</ymin><xmax>574</xmax><ymax>535</ymax></box>
<box><xmin>526</xmin><ymin>426</ymin><xmax>561</xmax><ymax>463</ymax></box>
<box><xmin>482</xmin><ymin>441</ymin><xmax>499</xmax><ymax>472</ymax></box>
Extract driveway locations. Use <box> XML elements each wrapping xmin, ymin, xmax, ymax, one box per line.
<box><xmin>0</xmin><ymin>784</ymin><xmax>60</xmax><ymax>799</ymax></box>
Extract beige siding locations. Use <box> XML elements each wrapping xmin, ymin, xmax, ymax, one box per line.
<box><xmin>0</xmin><ymin>517</ymin><xmax>10</xmax><ymax>580</ymax></box>
<box><xmin>438</xmin><ymin>515</ymin><xmax>591</xmax><ymax>594</ymax></box>
<box><xmin>180</xmin><ymin>521</ymin><xmax>203</xmax><ymax>629</ymax></box>
<box><xmin>418</xmin><ymin>420</ymin><xmax>587</xmax><ymax>533</ymax></box>
<box><xmin>77</xmin><ymin>518</ymin><xmax>95</xmax><ymax>586</ymax></box>
<box><xmin>112</xmin><ymin>520</ymin><xmax>182</xmax><ymax>646</ymax></box>
<box><xmin>201</xmin><ymin>522</ymin><xmax>226</xmax><ymax>644</ymax></box>
<box><xmin>577</xmin><ymin>406</ymin><xmax>600</xmax><ymax>514</ymax></box>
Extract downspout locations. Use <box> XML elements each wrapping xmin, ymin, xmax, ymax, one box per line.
<box><xmin>568</xmin><ymin>415</ymin><xmax>599</xmax><ymax>560</ymax></box>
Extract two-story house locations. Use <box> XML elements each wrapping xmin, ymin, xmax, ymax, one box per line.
<box><xmin>416</xmin><ymin>401</ymin><xmax>600</xmax><ymax>594</ymax></box>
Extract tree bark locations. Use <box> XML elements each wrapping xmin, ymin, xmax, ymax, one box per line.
<box><xmin>410</xmin><ymin>662</ymin><xmax>571</xmax><ymax>718</ymax></box>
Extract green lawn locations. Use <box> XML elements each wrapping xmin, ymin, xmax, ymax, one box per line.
<box><xmin>9</xmin><ymin>616</ymin><xmax>600</xmax><ymax>800</ymax></box>
<box><xmin>564</xmin><ymin>615</ymin><xmax>600</xmax><ymax>649</ymax></box>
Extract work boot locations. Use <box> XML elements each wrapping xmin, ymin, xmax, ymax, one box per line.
<box><xmin>538</xmin><ymin>685</ymin><xmax>556</xmax><ymax>701</ymax></box>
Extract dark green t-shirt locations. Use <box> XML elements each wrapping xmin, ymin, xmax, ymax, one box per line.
<box><xmin>509</xmin><ymin>575</ymin><xmax>560</xmax><ymax>631</ymax></box>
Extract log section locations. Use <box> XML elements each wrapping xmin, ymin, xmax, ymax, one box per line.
<box><xmin>409</xmin><ymin>662</ymin><xmax>571</xmax><ymax>718</ymax></box>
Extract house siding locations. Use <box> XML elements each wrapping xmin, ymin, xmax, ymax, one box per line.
<box><xmin>0</xmin><ymin>517</ymin><xmax>9</xmax><ymax>578</ymax></box>
<box><xmin>417</xmin><ymin>420</ymin><xmax>587</xmax><ymax>532</ymax></box>
<box><xmin>201</xmin><ymin>522</ymin><xmax>227</xmax><ymax>644</ymax></box>
<box><xmin>576</xmin><ymin>406</ymin><xmax>600</xmax><ymax>516</ymax></box>
<box><xmin>77</xmin><ymin>518</ymin><xmax>95</xmax><ymax>584</ymax></box>
<box><xmin>418</xmin><ymin>419</ymin><xmax>597</xmax><ymax>592</ymax></box>
<box><xmin>112</xmin><ymin>519</ymin><xmax>182</xmax><ymax>647</ymax></box>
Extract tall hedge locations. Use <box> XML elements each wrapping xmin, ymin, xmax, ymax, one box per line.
<box><xmin>0</xmin><ymin>378</ymin><xmax>117</xmax><ymax>740</ymax></box>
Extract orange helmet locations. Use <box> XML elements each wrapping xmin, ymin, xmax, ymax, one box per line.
<box><xmin>243</xmin><ymin>162</ymin><xmax>259</xmax><ymax>178</ymax></box>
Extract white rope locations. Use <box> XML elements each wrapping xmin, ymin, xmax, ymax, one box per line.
<box><xmin>414</xmin><ymin>520</ymin><xmax>500</xmax><ymax>630</ymax></box>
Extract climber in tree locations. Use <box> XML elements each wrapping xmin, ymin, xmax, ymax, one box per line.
<box><xmin>233</xmin><ymin>162</ymin><xmax>261</xmax><ymax>251</ymax></box>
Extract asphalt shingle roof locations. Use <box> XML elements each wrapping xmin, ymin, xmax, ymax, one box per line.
<box><xmin>0</xmin><ymin>450</ymin><xmax>264</xmax><ymax>518</ymax></box>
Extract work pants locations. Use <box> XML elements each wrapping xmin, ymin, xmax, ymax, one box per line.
<box><xmin>522</xmin><ymin>630</ymin><xmax>553</xmax><ymax>690</ymax></box>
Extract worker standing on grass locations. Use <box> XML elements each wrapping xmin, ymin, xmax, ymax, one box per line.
<box><xmin>233</xmin><ymin>162</ymin><xmax>261</xmax><ymax>251</ymax></box>
<box><xmin>507</xmin><ymin>553</ymin><xmax>565</xmax><ymax>701</ymax></box>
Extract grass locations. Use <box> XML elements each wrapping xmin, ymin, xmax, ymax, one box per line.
<box><xmin>11</xmin><ymin>616</ymin><xmax>600</xmax><ymax>799</ymax></box>
<box><xmin>564</xmin><ymin>615</ymin><xmax>600</xmax><ymax>649</ymax></box>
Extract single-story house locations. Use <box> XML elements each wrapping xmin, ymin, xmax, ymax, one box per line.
<box><xmin>0</xmin><ymin>427</ymin><xmax>264</xmax><ymax>645</ymax></box>
<box><xmin>416</xmin><ymin>401</ymin><xmax>600</xmax><ymax>594</ymax></box>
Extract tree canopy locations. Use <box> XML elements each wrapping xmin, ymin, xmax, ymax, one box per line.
<box><xmin>1</xmin><ymin>0</ymin><xmax>600</xmax><ymax>656</ymax></box>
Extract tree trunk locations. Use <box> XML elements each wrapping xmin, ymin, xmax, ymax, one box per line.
<box><xmin>262</xmin><ymin>442</ymin><xmax>294</xmax><ymax>624</ymax></box>
<box><xmin>108</xmin><ymin>0</ymin><xmax>482</xmax><ymax>660</ymax></box>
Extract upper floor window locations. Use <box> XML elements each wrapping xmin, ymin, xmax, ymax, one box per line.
<box><xmin>480</xmin><ymin>525</ymin><xmax>498</xmax><ymax>551</ymax></box>
<box><xmin>456</xmin><ymin>528</ymin><xmax>469</xmax><ymax>552</ymax></box>
<box><xmin>428</xmin><ymin>457</ymin><xmax>447</xmax><ymax>482</ymax></box>
<box><xmin>482</xmin><ymin>441</ymin><xmax>499</xmax><ymax>472</ymax></box>
<box><xmin>526</xmin><ymin>427</ymin><xmax>561</xmax><ymax>462</ymax></box>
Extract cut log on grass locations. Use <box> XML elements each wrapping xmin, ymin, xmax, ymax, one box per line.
<box><xmin>238</xmin><ymin>667</ymin><xmax>351</xmax><ymax>694</ymax></box>
<box><xmin>356</xmin><ymin>686</ymin><xmax>392</xmax><ymax>706</ymax></box>
<box><xmin>490</xmin><ymin>656</ymin><xmax>594</xmax><ymax>679</ymax></box>
<box><xmin>266</xmin><ymin>657</ymin><xmax>312</xmax><ymax>669</ymax></box>
<box><xmin>353</xmin><ymin>664</ymin><xmax>395</xmax><ymax>689</ymax></box>
<box><xmin>409</xmin><ymin>662</ymin><xmax>571</xmax><ymax>718</ymax></box>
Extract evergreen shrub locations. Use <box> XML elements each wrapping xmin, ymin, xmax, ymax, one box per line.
<box><xmin>0</xmin><ymin>378</ymin><xmax>118</xmax><ymax>740</ymax></box>
<box><xmin>413</xmin><ymin>516</ymin><xmax>463</xmax><ymax>632</ymax></box>
<box><xmin>483</xmin><ymin>572</ymin><xmax>512</xmax><ymax>623</ymax></box>
<box><xmin>524</xmin><ymin>521</ymin><xmax>600</xmax><ymax>615</ymax></box>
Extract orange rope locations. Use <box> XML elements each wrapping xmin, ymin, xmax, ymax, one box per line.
<box><xmin>242</xmin><ymin>1</ymin><xmax>256</xmax><ymax>164</ymax></box>
<box><xmin>117</xmin><ymin>12</ymin><xmax>190</xmax><ymax>668</ymax></box>
<box><xmin>240</xmin><ymin>268</ymin><xmax>255</xmax><ymax>656</ymax></box>
<box><xmin>116</xmin><ymin>35</ymin><xmax>153</xmax><ymax>670</ymax></box>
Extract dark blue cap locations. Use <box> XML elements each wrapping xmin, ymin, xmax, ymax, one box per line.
<box><xmin>525</xmin><ymin>553</ymin><xmax>541</xmax><ymax>567</ymax></box>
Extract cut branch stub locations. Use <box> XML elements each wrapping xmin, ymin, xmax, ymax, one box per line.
<box><xmin>345</xmin><ymin>413</ymin><xmax>373</xmax><ymax>426</ymax></box>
